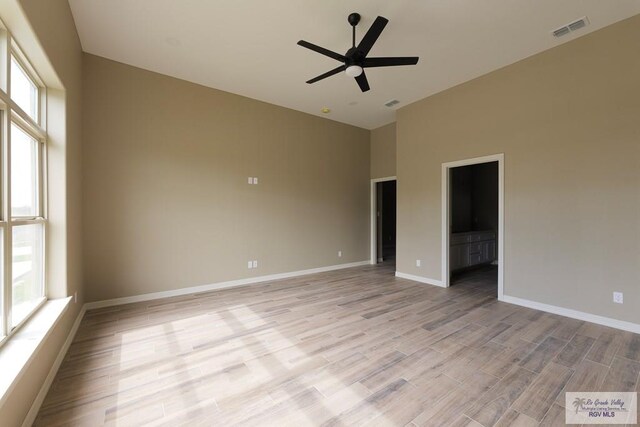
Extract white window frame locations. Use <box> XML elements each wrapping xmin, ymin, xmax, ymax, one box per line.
<box><xmin>0</xmin><ymin>26</ymin><xmax>47</xmax><ymax>348</ymax></box>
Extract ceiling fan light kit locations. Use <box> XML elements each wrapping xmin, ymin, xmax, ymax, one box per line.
<box><xmin>345</xmin><ymin>65</ymin><xmax>363</xmax><ymax>77</ymax></box>
<box><xmin>297</xmin><ymin>12</ymin><xmax>419</xmax><ymax>92</ymax></box>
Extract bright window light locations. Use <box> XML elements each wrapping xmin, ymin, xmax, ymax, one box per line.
<box><xmin>11</xmin><ymin>223</ymin><xmax>44</xmax><ymax>327</ymax></box>
<box><xmin>11</xmin><ymin>56</ymin><xmax>38</xmax><ymax>121</ymax></box>
<box><xmin>11</xmin><ymin>123</ymin><xmax>39</xmax><ymax>218</ymax></box>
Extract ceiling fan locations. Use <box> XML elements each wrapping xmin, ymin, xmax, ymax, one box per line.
<box><xmin>297</xmin><ymin>13</ymin><xmax>419</xmax><ymax>92</ymax></box>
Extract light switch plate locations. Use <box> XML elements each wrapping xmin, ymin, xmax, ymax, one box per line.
<box><xmin>252</xmin><ymin>260</ymin><xmax>258</xmax><ymax>268</ymax></box>
<box><xmin>338</xmin><ymin>251</ymin><xmax>342</xmax><ymax>257</ymax></box>
<box><xmin>416</xmin><ymin>259</ymin><xmax>421</xmax><ymax>267</ymax></box>
<box><xmin>248</xmin><ymin>177</ymin><xmax>253</xmax><ymax>184</ymax></box>
<box><xmin>253</xmin><ymin>177</ymin><xmax>258</xmax><ymax>184</ymax></box>
<box><xmin>248</xmin><ymin>261</ymin><xmax>253</xmax><ymax>269</ymax></box>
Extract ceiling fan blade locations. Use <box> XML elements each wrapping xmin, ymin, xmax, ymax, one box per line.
<box><xmin>355</xmin><ymin>72</ymin><xmax>370</xmax><ymax>92</ymax></box>
<box><xmin>363</xmin><ymin>56</ymin><xmax>419</xmax><ymax>68</ymax></box>
<box><xmin>357</xmin><ymin>16</ymin><xmax>388</xmax><ymax>56</ymax></box>
<box><xmin>297</xmin><ymin>40</ymin><xmax>345</xmax><ymax>62</ymax></box>
<box><xmin>306</xmin><ymin>65</ymin><xmax>346</xmax><ymax>84</ymax></box>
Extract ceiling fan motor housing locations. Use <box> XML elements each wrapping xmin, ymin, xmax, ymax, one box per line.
<box><xmin>345</xmin><ymin>47</ymin><xmax>365</xmax><ymax>66</ymax></box>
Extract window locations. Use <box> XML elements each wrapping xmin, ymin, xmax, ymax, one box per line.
<box><xmin>0</xmin><ymin>41</ymin><xmax>46</xmax><ymax>344</ymax></box>
<box><xmin>11</xmin><ymin>223</ymin><xmax>44</xmax><ymax>326</ymax></box>
<box><xmin>11</xmin><ymin>123</ymin><xmax>39</xmax><ymax>217</ymax></box>
<box><xmin>10</xmin><ymin>57</ymin><xmax>38</xmax><ymax>121</ymax></box>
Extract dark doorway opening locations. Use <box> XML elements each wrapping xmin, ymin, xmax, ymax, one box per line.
<box><xmin>449</xmin><ymin>162</ymin><xmax>498</xmax><ymax>292</ymax></box>
<box><xmin>376</xmin><ymin>180</ymin><xmax>396</xmax><ymax>263</ymax></box>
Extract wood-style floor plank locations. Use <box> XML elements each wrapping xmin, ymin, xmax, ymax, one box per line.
<box><xmin>34</xmin><ymin>263</ymin><xmax>640</xmax><ymax>426</ymax></box>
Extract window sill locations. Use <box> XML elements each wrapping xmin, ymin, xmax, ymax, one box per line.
<box><xmin>0</xmin><ymin>297</ymin><xmax>71</xmax><ymax>408</ymax></box>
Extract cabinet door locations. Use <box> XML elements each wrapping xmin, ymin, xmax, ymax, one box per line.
<box><xmin>482</xmin><ymin>241</ymin><xmax>496</xmax><ymax>262</ymax></box>
<box><xmin>450</xmin><ymin>245</ymin><xmax>461</xmax><ymax>270</ymax></box>
<box><xmin>468</xmin><ymin>243</ymin><xmax>482</xmax><ymax>255</ymax></box>
<box><xmin>469</xmin><ymin>253</ymin><xmax>482</xmax><ymax>265</ymax></box>
<box><xmin>450</xmin><ymin>245</ymin><xmax>470</xmax><ymax>270</ymax></box>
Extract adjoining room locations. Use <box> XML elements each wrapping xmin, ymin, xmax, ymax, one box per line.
<box><xmin>449</xmin><ymin>161</ymin><xmax>499</xmax><ymax>293</ymax></box>
<box><xmin>373</xmin><ymin>178</ymin><xmax>397</xmax><ymax>266</ymax></box>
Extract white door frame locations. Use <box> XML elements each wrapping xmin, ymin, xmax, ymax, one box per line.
<box><xmin>442</xmin><ymin>154</ymin><xmax>504</xmax><ymax>300</ymax></box>
<box><xmin>370</xmin><ymin>176</ymin><xmax>397</xmax><ymax>265</ymax></box>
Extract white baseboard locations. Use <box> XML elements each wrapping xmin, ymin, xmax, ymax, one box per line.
<box><xmin>21</xmin><ymin>305</ymin><xmax>86</xmax><ymax>427</ymax></box>
<box><xmin>395</xmin><ymin>271</ymin><xmax>445</xmax><ymax>288</ymax></box>
<box><xmin>85</xmin><ymin>260</ymin><xmax>370</xmax><ymax>310</ymax></box>
<box><xmin>501</xmin><ymin>295</ymin><xmax>640</xmax><ymax>334</ymax></box>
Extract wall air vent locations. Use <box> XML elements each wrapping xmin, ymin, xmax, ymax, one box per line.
<box><xmin>384</xmin><ymin>99</ymin><xmax>400</xmax><ymax>108</ymax></box>
<box><xmin>552</xmin><ymin>16</ymin><xmax>589</xmax><ymax>38</ymax></box>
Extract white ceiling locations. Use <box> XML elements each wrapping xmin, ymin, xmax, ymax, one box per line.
<box><xmin>68</xmin><ymin>1</ymin><xmax>640</xmax><ymax>130</ymax></box>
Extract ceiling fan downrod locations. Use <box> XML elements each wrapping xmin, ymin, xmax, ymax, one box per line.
<box><xmin>348</xmin><ymin>12</ymin><xmax>361</xmax><ymax>48</ymax></box>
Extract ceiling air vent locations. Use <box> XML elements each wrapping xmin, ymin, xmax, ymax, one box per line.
<box><xmin>552</xmin><ymin>26</ymin><xmax>570</xmax><ymax>38</ymax></box>
<box><xmin>384</xmin><ymin>99</ymin><xmax>400</xmax><ymax>108</ymax></box>
<box><xmin>568</xmin><ymin>18</ymin><xmax>587</xmax><ymax>31</ymax></box>
<box><xmin>552</xmin><ymin>16</ymin><xmax>589</xmax><ymax>38</ymax></box>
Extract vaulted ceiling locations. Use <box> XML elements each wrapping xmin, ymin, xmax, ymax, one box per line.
<box><xmin>68</xmin><ymin>1</ymin><xmax>640</xmax><ymax>129</ymax></box>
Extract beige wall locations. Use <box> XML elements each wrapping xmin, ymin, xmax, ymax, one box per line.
<box><xmin>0</xmin><ymin>0</ymin><xmax>83</xmax><ymax>425</ymax></box>
<box><xmin>370</xmin><ymin>122</ymin><xmax>396</xmax><ymax>179</ymax></box>
<box><xmin>397</xmin><ymin>15</ymin><xmax>640</xmax><ymax>324</ymax></box>
<box><xmin>82</xmin><ymin>54</ymin><xmax>370</xmax><ymax>302</ymax></box>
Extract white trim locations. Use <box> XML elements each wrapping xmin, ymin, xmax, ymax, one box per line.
<box><xmin>441</xmin><ymin>154</ymin><xmax>505</xmax><ymax>300</ymax></box>
<box><xmin>502</xmin><ymin>294</ymin><xmax>640</xmax><ymax>334</ymax></box>
<box><xmin>0</xmin><ymin>298</ymin><xmax>70</xmax><ymax>410</ymax></box>
<box><xmin>370</xmin><ymin>176</ymin><xmax>396</xmax><ymax>265</ymax></box>
<box><xmin>21</xmin><ymin>305</ymin><xmax>85</xmax><ymax>427</ymax></box>
<box><xmin>395</xmin><ymin>271</ymin><xmax>445</xmax><ymax>288</ymax></box>
<box><xmin>85</xmin><ymin>260</ymin><xmax>370</xmax><ymax>310</ymax></box>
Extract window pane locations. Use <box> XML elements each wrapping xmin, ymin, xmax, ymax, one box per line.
<box><xmin>11</xmin><ymin>57</ymin><xmax>38</xmax><ymax>120</ymax></box>
<box><xmin>11</xmin><ymin>124</ymin><xmax>39</xmax><ymax>217</ymax></box>
<box><xmin>12</xmin><ymin>224</ymin><xmax>44</xmax><ymax>327</ymax></box>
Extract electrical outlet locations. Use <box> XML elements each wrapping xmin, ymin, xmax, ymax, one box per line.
<box><xmin>416</xmin><ymin>259</ymin><xmax>421</xmax><ymax>267</ymax></box>
<box><xmin>338</xmin><ymin>250</ymin><xmax>342</xmax><ymax>257</ymax></box>
<box><xmin>253</xmin><ymin>177</ymin><xmax>258</xmax><ymax>185</ymax></box>
<box><xmin>613</xmin><ymin>292</ymin><xmax>623</xmax><ymax>304</ymax></box>
<box><xmin>252</xmin><ymin>260</ymin><xmax>258</xmax><ymax>268</ymax></box>
<box><xmin>248</xmin><ymin>261</ymin><xmax>253</xmax><ymax>269</ymax></box>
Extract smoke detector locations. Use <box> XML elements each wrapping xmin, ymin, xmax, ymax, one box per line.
<box><xmin>552</xmin><ymin>16</ymin><xmax>589</xmax><ymax>38</ymax></box>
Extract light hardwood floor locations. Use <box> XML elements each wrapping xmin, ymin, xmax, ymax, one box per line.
<box><xmin>35</xmin><ymin>263</ymin><xmax>640</xmax><ymax>426</ymax></box>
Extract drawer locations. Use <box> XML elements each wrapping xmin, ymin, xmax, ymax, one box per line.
<box><xmin>469</xmin><ymin>253</ymin><xmax>482</xmax><ymax>265</ymax></box>
<box><xmin>469</xmin><ymin>234</ymin><xmax>483</xmax><ymax>242</ymax></box>
<box><xmin>479</xmin><ymin>232</ymin><xmax>495</xmax><ymax>241</ymax></box>
<box><xmin>450</xmin><ymin>234</ymin><xmax>469</xmax><ymax>245</ymax></box>
<box><xmin>468</xmin><ymin>243</ymin><xmax>482</xmax><ymax>254</ymax></box>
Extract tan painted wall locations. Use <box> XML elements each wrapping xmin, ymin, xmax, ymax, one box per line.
<box><xmin>370</xmin><ymin>122</ymin><xmax>396</xmax><ymax>179</ymax></box>
<box><xmin>397</xmin><ymin>15</ymin><xmax>640</xmax><ymax>324</ymax></box>
<box><xmin>82</xmin><ymin>54</ymin><xmax>370</xmax><ymax>302</ymax></box>
<box><xmin>0</xmin><ymin>0</ymin><xmax>83</xmax><ymax>425</ymax></box>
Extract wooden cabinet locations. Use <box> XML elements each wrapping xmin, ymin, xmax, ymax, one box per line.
<box><xmin>450</xmin><ymin>231</ymin><xmax>496</xmax><ymax>271</ymax></box>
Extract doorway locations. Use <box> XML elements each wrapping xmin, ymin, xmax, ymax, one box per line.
<box><xmin>442</xmin><ymin>154</ymin><xmax>504</xmax><ymax>299</ymax></box>
<box><xmin>370</xmin><ymin>177</ymin><xmax>396</xmax><ymax>265</ymax></box>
